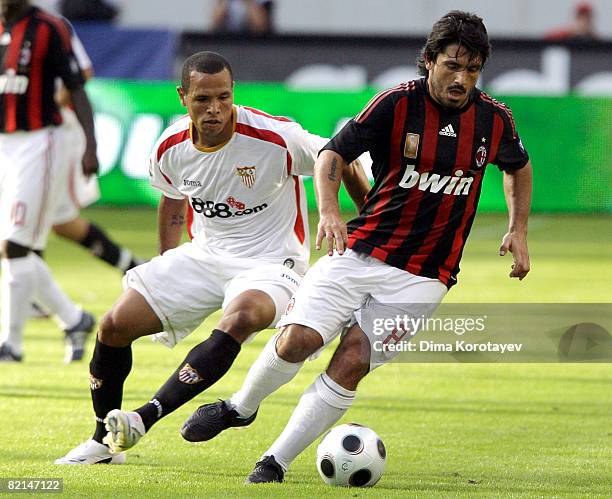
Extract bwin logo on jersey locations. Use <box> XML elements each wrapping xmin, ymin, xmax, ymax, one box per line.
<box><xmin>0</xmin><ymin>70</ymin><xmax>29</xmax><ymax>95</ymax></box>
<box><xmin>399</xmin><ymin>164</ymin><xmax>474</xmax><ymax>196</ymax></box>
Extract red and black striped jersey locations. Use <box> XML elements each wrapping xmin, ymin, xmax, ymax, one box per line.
<box><xmin>0</xmin><ymin>7</ymin><xmax>83</xmax><ymax>132</ymax></box>
<box><xmin>324</xmin><ymin>78</ymin><xmax>529</xmax><ymax>288</ymax></box>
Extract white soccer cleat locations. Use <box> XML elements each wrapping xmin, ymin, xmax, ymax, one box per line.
<box><xmin>54</xmin><ymin>439</ymin><xmax>126</xmax><ymax>465</ymax></box>
<box><xmin>103</xmin><ymin>410</ymin><xmax>145</xmax><ymax>454</ymax></box>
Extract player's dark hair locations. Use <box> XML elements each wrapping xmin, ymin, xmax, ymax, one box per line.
<box><xmin>417</xmin><ymin>11</ymin><xmax>491</xmax><ymax>76</ymax></box>
<box><xmin>181</xmin><ymin>51</ymin><xmax>234</xmax><ymax>91</ymax></box>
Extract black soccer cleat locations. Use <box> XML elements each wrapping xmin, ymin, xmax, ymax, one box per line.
<box><xmin>0</xmin><ymin>343</ymin><xmax>22</xmax><ymax>362</ymax></box>
<box><xmin>64</xmin><ymin>311</ymin><xmax>95</xmax><ymax>363</ymax></box>
<box><xmin>180</xmin><ymin>400</ymin><xmax>258</xmax><ymax>442</ymax></box>
<box><xmin>245</xmin><ymin>455</ymin><xmax>284</xmax><ymax>484</ymax></box>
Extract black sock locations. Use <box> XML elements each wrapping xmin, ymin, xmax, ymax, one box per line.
<box><xmin>135</xmin><ymin>330</ymin><xmax>240</xmax><ymax>431</ymax></box>
<box><xmin>80</xmin><ymin>223</ymin><xmax>122</xmax><ymax>268</ymax></box>
<box><xmin>89</xmin><ymin>338</ymin><xmax>133</xmax><ymax>443</ymax></box>
<box><xmin>32</xmin><ymin>249</ymin><xmax>43</xmax><ymax>258</ymax></box>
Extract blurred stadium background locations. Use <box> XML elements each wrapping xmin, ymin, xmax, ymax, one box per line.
<box><xmin>37</xmin><ymin>0</ymin><xmax>612</xmax><ymax>214</ymax></box>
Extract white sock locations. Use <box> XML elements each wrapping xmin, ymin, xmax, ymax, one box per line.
<box><xmin>0</xmin><ymin>255</ymin><xmax>36</xmax><ymax>355</ymax></box>
<box><xmin>230</xmin><ymin>332</ymin><xmax>303</xmax><ymax>418</ymax></box>
<box><xmin>265</xmin><ymin>373</ymin><xmax>356</xmax><ymax>471</ymax></box>
<box><xmin>30</xmin><ymin>253</ymin><xmax>80</xmax><ymax>330</ymax></box>
<box><xmin>117</xmin><ymin>248</ymin><xmax>133</xmax><ymax>272</ymax></box>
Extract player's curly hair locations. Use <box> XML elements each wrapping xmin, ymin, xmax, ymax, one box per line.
<box><xmin>181</xmin><ymin>51</ymin><xmax>234</xmax><ymax>90</ymax></box>
<box><xmin>417</xmin><ymin>11</ymin><xmax>491</xmax><ymax>76</ymax></box>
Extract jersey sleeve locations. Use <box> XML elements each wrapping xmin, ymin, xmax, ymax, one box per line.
<box><xmin>148</xmin><ymin>151</ymin><xmax>185</xmax><ymax>200</ymax></box>
<box><xmin>48</xmin><ymin>20</ymin><xmax>84</xmax><ymax>90</ymax></box>
<box><xmin>322</xmin><ymin>90</ymin><xmax>396</xmax><ymax>164</ymax></box>
<box><xmin>70</xmin><ymin>31</ymin><xmax>93</xmax><ymax>72</ymax></box>
<box><xmin>492</xmin><ymin>109</ymin><xmax>529</xmax><ymax>171</ymax></box>
<box><xmin>282</xmin><ymin>122</ymin><xmax>328</xmax><ymax>177</ymax></box>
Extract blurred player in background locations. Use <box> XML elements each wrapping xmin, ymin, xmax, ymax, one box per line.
<box><xmin>0</xmin><ymin>0</ymin><xmax>98</xmax><ymax>363</ymax></box>
<box><xmin>49</xmin><ymin>26</ymin><xmax>145</xmax><ymax>274</ymax></box>
<box><xmin>211</xmin><ymin>0</ymin><xmax>274</xmax><ymax>35</ymax></box>
<box><xmin>55</xmin><ymin>51</ymin><xmax>369</xmax><ymax>464</ymax></box>
<box><xmin>181</xmin><ymin>11</ymin><xmax>533</xmax><ymax>484</ymax></box>
<box><xmin>545</xmin><ymin>2</ymin><xmax>598</xmax><ymax>41</ymax></box>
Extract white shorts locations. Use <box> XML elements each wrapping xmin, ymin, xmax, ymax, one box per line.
<box><xmin>53</xmin><ymin>108</ymin><xmax>100</xmax><ymax>225</ymax></box>
<box><xmin>277</xmin><ymin>249</ymin><xmax>448</xmax><ymax>369</ymax></box>
<box><xmin>0</xmin><ymin>126</ymin><xmax>69</xmax><ymax>250</ymax></box>
<box><xmin>123</xmin><ymin>242</ymin><xmax>302</xmax><ymax>348</ymax></box>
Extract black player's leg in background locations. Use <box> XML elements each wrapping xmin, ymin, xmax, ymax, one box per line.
<box><xmin>53</xmin><ymin>217</ymin><xmax>145</xmax><ymax>273</ymax></box>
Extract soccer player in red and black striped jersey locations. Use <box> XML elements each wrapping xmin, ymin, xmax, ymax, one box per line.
<box><xmin>0</xmin><ymin>0</ymin><xmax>98</xmax><ymax>363</ymax></box>
<box><xmin>180</xmin><ymin>11</ymin><xmax>533</xmax><ymax>484</ymax></box>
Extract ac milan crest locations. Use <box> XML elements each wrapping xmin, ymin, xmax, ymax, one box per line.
<box><xmin>475</xmin><ymin>145</ymin><xmax>487</xmax><ymax>169</ymax></box>
<box><xmin>178</xmin><ymin>363</ymin><xmax>203</xmax><ymax>384</ymax></box>
<box><xmin>236</xmin><ymin>166</ymin><xmax>256</xmax><ymax>188</ymax></box>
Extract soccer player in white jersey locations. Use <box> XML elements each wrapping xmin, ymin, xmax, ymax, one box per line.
<box><xmin>50</xmin><ymin>27</ymin><xmax>145</xmax><ymax>274</ymax></box>
<box><xmin>55</xmin><ymin>51</ymin><xmax>369</xmax><ymax>465</ymax></box>
<box><xmin>27</xmin><ymin>25</ymin><xmax>144</xmax><ymax>358</ymax></box>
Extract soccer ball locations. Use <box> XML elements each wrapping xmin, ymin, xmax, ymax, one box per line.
<box><xmin>316</xmin><ymin>423</ymin><xmax>386</xmax><ymax>487</ymax></box>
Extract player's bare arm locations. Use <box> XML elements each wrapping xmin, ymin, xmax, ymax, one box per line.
<box><xmin>500</xmin><ymin>160</ymin><xmax>532</xmax><ymax>280</ymax></box>
<box><xmin>70</xmin><ymin>86</ymin><xmax>99</xmax><ymax>176</ymax></box>
<box><xmin>56</xmin><ymin>67</ymin><xmax>94</xmax><ymax>108</ymax></box>
<box><xmin>158</xmin><ymin>196</ymin><xmax>188</xmax><ymax>254</ymax></box>
<box><xmin>315</xmin><ymin>150</ymin><xmax>348</xmax><ymax>256</ymax></box>
<box><xmin>341</xmin><ymin>158</ymin><xmax>371</xmax><ymax>212</ymax></box>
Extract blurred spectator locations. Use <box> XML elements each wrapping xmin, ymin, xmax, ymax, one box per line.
<box><xmin>60</xmin><ymin>0</ymin><xmax>121</xmax><ymax>22</ymax></box>
<box><xmin>211</xmin><ymin>0</ymin><xmax>274</xmax><ymax>35</ymax></box>
<box><xmin>545</xmin><ymin>2</ymin><xmax>597</xmax><ymax>40</ymax></box>
<box><xmin>32</xmin><ymin>0</ymin><xmax>60</xmax><ymax>14</ymax></box>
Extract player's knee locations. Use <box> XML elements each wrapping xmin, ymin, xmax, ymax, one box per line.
<box><xmin>276</xmin><ymin>325</ymin><xmax>323</xmax><ymax>363</ymax></box>
<box><xmin>218</xmin><ymin>308</ymin><xmax>265</xmax><ymax>341</ymax></box>
<box><xmin>98</xmin><ymin>310</ymin><xmax>132</xmax><ymax>347</ymax></box>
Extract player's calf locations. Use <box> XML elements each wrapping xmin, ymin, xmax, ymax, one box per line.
<box><xmin>325</xmin><ymin>325</ymin><xmax>371</xmax><ymax>391</ymax></box>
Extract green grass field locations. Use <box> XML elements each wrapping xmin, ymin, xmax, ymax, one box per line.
<box><xmin>0</xmin><ymin>208</ymin><xmax>610</xmax><ymax>498</ymax></box>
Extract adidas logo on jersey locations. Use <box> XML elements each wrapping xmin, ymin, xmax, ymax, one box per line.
<box><xmin>399</xmin><ymin>164</ymin><xmax>474</xmax><ymax>196</ymax></box>
<box><xmin>439</xmin><ymin>124</ymin><xmax>457</xmax><ymax>137</ymax></box>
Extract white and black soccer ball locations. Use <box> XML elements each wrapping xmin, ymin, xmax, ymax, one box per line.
<box><xmin>316</xmin><ymin>423</ymin><xmax>386</xmax><ymax>487</ymax></box>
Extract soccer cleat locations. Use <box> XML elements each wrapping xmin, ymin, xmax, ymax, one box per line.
<box><xmin>0</xmin><ymin>343</ymin><xmax>22</xmax><ymax>362</ymax></box>
<box><xmin>245</xmin><ymin>456</ymin><xmax>285</xmax><ymax>484</ymax></box>
<box><xmin>103</xmin><ymin>410</ymin><xmax>146</xmax><ymax>454</ymax></box>
<box><xmin>63</xmin><ymin>310</ymin><xmax>95</xmax><ymax>364</ymax></box>
<box><xmin>54</xmin><ymin>439</ymin><xmax>126</xmax><ymax>465</ymax></box>
<box><xmin>180</xmin><ymin>400</ymin><xmax>258</xmax><ymax>442</ymax></box>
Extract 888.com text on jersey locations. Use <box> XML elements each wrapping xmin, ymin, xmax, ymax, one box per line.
<box><xmin>190</xmin><ymin>196</ymin><xmax>268</xmax><ymax>219</ymax></box>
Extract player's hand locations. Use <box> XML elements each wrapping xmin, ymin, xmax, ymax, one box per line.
<box><xmin>316</xmin><ymin>210</ymin><xmax>348</xmax><ymax>256</ymax></box>
<box><xmin>499</xmin><ymin>231</ymin><xmax>530</xmax><ymax>280</ymax></box>
<box><xmin>81</xmin><ymin>146</ymin><xmax>99</xmax><ymax>176</ymax></box>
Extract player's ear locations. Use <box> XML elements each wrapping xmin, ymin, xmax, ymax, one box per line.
<box><xmin>425</xmin><ymin>56</ymin><xmax>433</xmax><ymax>71</ymax></box>
<box><xmin>177</xmin><ymin>86</ymin><xmax>187</xmax><ymax>106</ymax></box>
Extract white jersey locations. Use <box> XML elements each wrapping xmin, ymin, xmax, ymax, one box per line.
<box><xmin>149</xmin><ymin>106</ymin><xmax>327</xmax><ymax>275</ymax></box>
